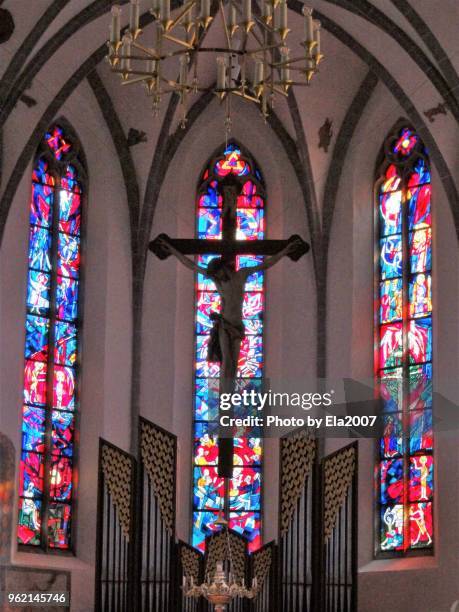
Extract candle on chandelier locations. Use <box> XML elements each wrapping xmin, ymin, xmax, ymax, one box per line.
<box><xmin>179</xmin><ymin>54</ymin><xmax>189</xmax><ymax>86</ymax></box>
<box><xmin>110</xmin><ymin>5</ymin><xmax>121</xmax><ymax>43</ymax></box>
<box><xmin>217</xmin><ymin>56</ymin><xmax>227</xmax><ymax>89</ymax></box>
<box><xmin>160</xmin><ymin>0</ymin><xmax>171</xmax><ymax>22</ymax></box>
<box><xmin>228</xmin><ymin>3</ymin><xmax>237</xmax><ymax>30</ymax></box>
<box><xmin>314</xmin><ymin>20</ymin><xmax>321</xmax><ymax>57</ymax></box>
<box><xmin>243</xmin><ymin>0</ymin><xmax>252</xmax><ymax>24</ymax></box>
<box><xmin>120</xmin><ymin>34</ymin><xmax>132</xmax><ymax>72</ymax></box>
<box><xmin>130</xmin><ymin>0</ymin><xmax>140</xmax><ymax>32</ymax></box>
<box><xmin>279</xmin><ymin>0</ymin><xmax>287</xmax><ymax>30</ymax></box>
<box><xmin>253</xmin><ymin>59</ymin><xmax>264</xmax><ymax>87</ymax></box>
<box><xmin>262</xmin><ymin>0</ymin><xmax>272</xmax><ymax>22</ymax></box>
<box><xmin>280</xmin><ymin>47</ymin><xmax>290</xmax><ymax>82</ymax></box>
<box><xmin>201</xmin><ymin>0</ymin><xmax>211</xmax><ymax>20</ymax></box>
<box><xmin>151</xmin><ymin>0</ymin><xmax>160</xmax><ymax>15</ymax></box>
<box><xmin>303</xmin><ymin>5</ymin><xmax>314</xmax><ymax>41</ymax></box>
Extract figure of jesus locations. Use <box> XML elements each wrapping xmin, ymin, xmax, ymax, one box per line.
<box><xmin>158</xmin><ymin>237</ymin><xmax>301</xmax><ymax>394</ymax></box>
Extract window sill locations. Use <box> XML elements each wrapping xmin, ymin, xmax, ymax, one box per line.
<box><xmin>359</xmin><ymin>556</ymin><xmax>438</xmax><ymax>573</ymax></box>
<box><xmin>11</xmin><ymin>551</ymin><xmax>92</xmax><ymax>572</ymax></box>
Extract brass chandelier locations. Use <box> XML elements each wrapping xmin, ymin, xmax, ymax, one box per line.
<box><xmin>106</xmin><ymin>0</ymin><xmax>324</xmax><ymax>128</ymax></box>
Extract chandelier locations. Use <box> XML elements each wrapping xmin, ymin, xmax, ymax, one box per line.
<box><xmin>106</xmin><ymin>0</ymin><xmax>324</xmax><ymax>129</ymax></box>
<box><xmin>182</xmin><ymin>515</ymin><xmax>258</xmax><ymax>611</ymax></box>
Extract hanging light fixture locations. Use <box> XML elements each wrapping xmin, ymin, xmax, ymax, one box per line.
<box><xmin>106</xmin><ymin>0</ymin><xmax>324</xmax><ymax>130</ymax></box>
<box><xmin>182</xmin><ymin>514</ymin><xmax>259</xmax><ymax>611</ymax></box>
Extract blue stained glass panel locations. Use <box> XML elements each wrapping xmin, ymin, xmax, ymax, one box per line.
<box><xmin>59</xmin><ymin>190</ymin><xmax>81</xmax><ymax>236</ymax></box>
<box><xmin>51</xmin><ymin>411</ymin><xmax>74</xmax><ymax>457</ymax></box>
<box><xmin>19</xmin><ymin>451</ymin><xmax>44</xmax><ymax>498</ymax></box>
<box><xmin>29</xmin><ymin>226</ymin><xmax>52</xmax><ymax>272</ymax></box>
<box><xmin>409</xmin><ymin>410</ymin><xmax>433</xmax><ymax>453</ymax></box>
<box><xmin>192</xmin><ymin>511</ymin><xmax>221</xmax><ymax>552</ymax></box>
<box><xmin>198</xmin><ymin>181</ymin><xmax>221</xmax><ymax>207</ymax></box>
<box><xmin>407</xmin><ymin>157</ymin><xmax>431</xmax><ymax>187</ymax></box>
<box><xmin>380</xmin><ymin>235</ymin><xmax>402</xmax><ymax>279</ymax></box>
<box><xmin>26</xmin><ymin>270</ymin><xmax>50</xmax><ymax>315</ymax></box>
<box><xmin>380</xmin><ymin>458</ymin><xmax>404</xmax><ymax>504</ymax></box>
<box><xmin>197</xmin><ymin>208</ymin><xmax>222</xmax><ymax>239</ymax></box>
<box><xmin>61</xmin><ymin>165</ymin><xmax>81</xmax><ymax>193</ymax></box>
<box><xmin>25</xmin><ymin>315</ymin><xmax>49</xmax><ymax>362</ymax></box>
<box><xmin>197</xmin><ymin>255</ymin><xmax>218</xmax><ymax>291</ymax></box>
<box><xmin>58</xmin><ymin>233</ymin><xmax>80</xmax><ymax>279</ymax></box>
<box><xmin>195</xmin><ymin>378</ymin><xmax>219</xmax><ymax>421</ymax></box>
<box><xmin>380</xmin><ymin>413</ymin><xmax>403</xmax><ymax>458</ymax></box>
<box><xmin>193</xmin><ymin>466</ymin><xmax>224</xmax><ymax>510</ymax></box>
<box><xmin>236</xmin><ymin>209</ymin><xmax>264</xmax><ymax>241</ymax></box>
<box><xmin>195</xmin><ymin>335</ymin><xmax>220</xmax><ymax>378</ymax></box>
<box><xmin>229</xmin><ymin>467</ymin><xmax>261</xmax><ymax>510</ymax></box>
<box><xmin>54</xmin><ymin>321</ymin><xmax>78</xmax><ymax>366</ymax></box>
<box><xmin>30</xmin><ymin>181</ymin><xmax>53</xmax><ymax>228</ymax></box>
<box><xmin>32</xmin><ymin>157</ymin><xmax>54</xmax><ymax>187</ymax></box>
<box><xmin>21</xmin><ymin>406</ymin><xmax>46</xmax><ymax>453</ymax></box>
<box><xmin>237</xmin><ymin>256</ymin><xmax>263</xmax><ymax>290</ymax></box>
<box><xmin>56</xmin><ymin>276</ymin><xmax>79</xmax><ymax>321</ymax></box>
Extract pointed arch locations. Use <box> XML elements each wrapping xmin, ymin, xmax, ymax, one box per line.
<box><xmin>18</xmin><ymin>120</ymin><xmax>86</xmax><ymax>551</ymax></box>
<box><xmin>192</xmin><ymin>142</ymin><xmax>264</xmax><ymax>553</ymax></box>
<box><xmin>375</xmin><ymin>122</ymin><xmax>433</xmax><ymax>556</ymax></box>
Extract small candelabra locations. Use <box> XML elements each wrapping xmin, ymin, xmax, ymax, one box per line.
<box><xmin>182</xmin><ymin>516</ymin><xmax>258</xmax><ymax>611</ymax></box>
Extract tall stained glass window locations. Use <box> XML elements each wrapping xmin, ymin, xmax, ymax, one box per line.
<box><xmin>192</xmin><ymin>143</ymin><xmax>264</xmax><ymax>553</ymax></box>
<box><xmin>376</xmin><ymin>126</ymin><xmax>433</xmax><ymax>555</ymax></box>
<box><xmin>17</xmin><ymin>124</ymin><xmax>85</xmax><ymax>550</ymax></box>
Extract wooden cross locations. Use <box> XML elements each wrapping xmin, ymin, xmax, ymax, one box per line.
<box><xmin>149</xmin><ymin>175</ymin><xmax>309</xmax><ymax>477</ymax></box>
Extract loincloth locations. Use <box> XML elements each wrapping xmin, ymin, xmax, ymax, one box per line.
<box><xmin>208</xmin><ymin>313</ymin><xmax>245</xmax><ymax>363</ymax></box>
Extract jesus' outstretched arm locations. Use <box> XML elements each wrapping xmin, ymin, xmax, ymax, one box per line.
<box><xmin>157</xmin><ymin>238</ymin><xmax>209</xmax><ymax>275</ymax></box>
<box><xmin>240</xmin><ymin>238</ymin><xmax>302</xmax><ymax>275</ymax></box>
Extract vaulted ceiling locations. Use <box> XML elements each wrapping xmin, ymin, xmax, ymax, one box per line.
<box><xmin>1</xmin><ymin>0</ymin><xmax>458</xmax><ymax>256</ymax></box>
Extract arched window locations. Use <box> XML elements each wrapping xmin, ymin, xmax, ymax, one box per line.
<box><xmin>192</xmin><ymin>143</ymin><xmax>264</xmax><ymax>553</ymax></box>
<box><xmin>376</xmin><ymin>125</ymin><xmax>433</xmax><ymax>555</ymax></box>
<box><xmin>18</xmin><ymin>124</ymin><xmax>86</xmax><ymax>551</ymax></box>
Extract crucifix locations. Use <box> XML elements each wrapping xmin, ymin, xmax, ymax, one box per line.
<box><xmin>149</xmin><ymin>175</ymin><xmax>309</xmax><ymax>477</ymax></box>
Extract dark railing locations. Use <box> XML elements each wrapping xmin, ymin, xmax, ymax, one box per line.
<box><xmin>95</xmin><ymin>440</ymin><xmax>137</xmax><ymax>612</ymax></box>
<box><xmin>249</xmin><ymin>541</ymin><xmax>277</xmax><ymax>612</ymax></box>
<box><xmin>278</xmin><ymin>432</ymin><xmax>318</xmax><ymax>612</ymax></box>
<box><xmin>320</xmin><ymin>442</ymin><xmax>358</xmax><ymax>612</ymax></box>
<box><xmin>138</xmin><ymin>417</ymin><xmax>178</xmax><ymax>612</ymax></box>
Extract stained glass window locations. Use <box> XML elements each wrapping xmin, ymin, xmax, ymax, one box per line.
<box><xmin>376</xmin><ymin>126</ymin><xmax>433</xmax><ymax>555</ymax></box>
<box><xmin>192</xmin><ymin>144</ymin><xmax>264</xmax><ymax>553</ymax></box>
<box><xmin>18</xmin><ymin>124</ymin><xmax>85</xmax><ymax>551</ymax></box>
